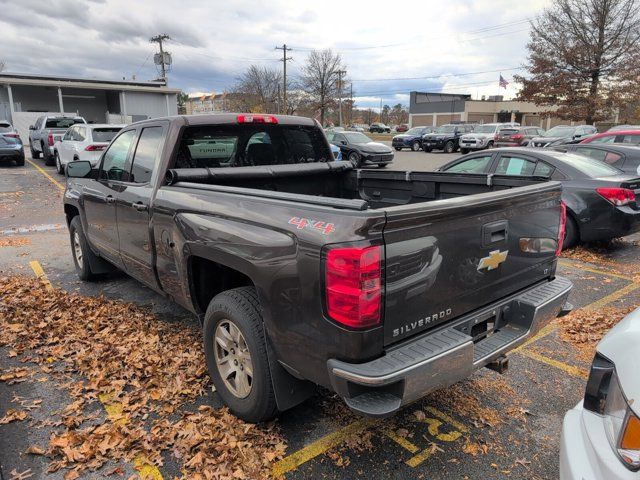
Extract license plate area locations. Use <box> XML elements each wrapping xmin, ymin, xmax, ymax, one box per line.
<box><xmin>454</xmin><ymin>309</ymin><xmax>499</xmax><ymax>343</ymax></box>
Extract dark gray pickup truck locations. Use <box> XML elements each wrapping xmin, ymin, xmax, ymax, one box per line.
<box><xmin>63</xmin><ymin>113</ymin><xmax>572</xmax><ymax>422</ymax></box>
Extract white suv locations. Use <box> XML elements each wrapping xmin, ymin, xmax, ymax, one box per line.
<box><xmin>459</xmin><ymin>123</ymin><xmax>518</xmax><ymax>154</ymax></box>
<box><xmin>54</xmin><ymin>124</ymin><xmax>125</xmax><ymax>174</ymax></box>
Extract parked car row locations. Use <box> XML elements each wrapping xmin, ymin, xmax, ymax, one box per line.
<box><xmin>0</xmin><ymin>121</ymin><xmax>25</xmax><ymax>166</ymax></box>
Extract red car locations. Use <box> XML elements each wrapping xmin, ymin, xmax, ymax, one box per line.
<box><xmin>580</xmin><ymin>129</ymin><xmax>640</xmax><ymax>145</ymax></box>
<box><xmin>395</xmin><ymin>124</ymin><xmax>409</xmax><ymax>133</ymax></box>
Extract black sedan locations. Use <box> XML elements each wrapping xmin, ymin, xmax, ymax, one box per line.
<box><xmin>529</xmin><ymin>125</ymin><xmax>597</xmax><ymax>148</ymax></box>
<box><xmin>327</xmin><ymin>131</ymin><xmax>394</xmax><ymax>168</ymax></box>
<box><xmin>0</xmin><ymin>121</ymin><xmax>25</xmax><ymax>166</ymax></box>
<box><xmin>391</xmin><ymin>126</ymin><xmax>435</xmax><ymax>151</ymax></box>
<box><xmin>438</xmin><ymin>147</ymin><xmax>640</xmax><ymax>247</ymax></box>
<box><xmin>560</xmin><ymin>144</ymin><xmax>640</xmax><ymax>176</ymax></box>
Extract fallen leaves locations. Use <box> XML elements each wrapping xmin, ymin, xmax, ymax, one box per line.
<box><xmin>0</xmin><ymin>237</ymin><xmax>31</xmax><ymax>247</ymax></box>
<box><xmin>559</xmin><ymin>306</ymin><xmax>636</xmax><ymax>349</ymax></box>
<box><xmin>0</xmin><ymin>409</ymin><xmax>28</xmax><ymax>424</ymax></box>
<box><xmin>0</xmin><ymin>276</ymin><xmax>286</xmax><ymax>479</ymax></box>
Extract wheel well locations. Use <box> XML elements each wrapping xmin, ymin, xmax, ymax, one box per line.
<box><xmin>190</xmin><ymin>256</ymin><xmax>254</xmax><ymax>313</ymax></box>
<box><xmin>64</xmin><ymin>204</ymin><xmax>79</xmax><ymax>226</ymax></box>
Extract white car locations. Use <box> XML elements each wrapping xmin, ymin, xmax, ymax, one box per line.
<box><xmin>458</xmin><ymin>123</ymin><xmax>519</xmax><ymax>154</ymax></box>
<box><xmin>560</xmin><ymin>307</ymin><xmax>640</xmax><ymax>479</ymax></box>
<box><xmin>53</xmin><ymin>124</ymin><xmax>125</xmax><ymax>174</ymax></box>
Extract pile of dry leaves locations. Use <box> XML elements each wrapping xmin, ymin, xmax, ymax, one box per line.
<box><xmin>559</xmin><ymin>306</ymin><xmax>636</xmax><ymax>351</ymax></box>
<box><xmin>0</xmin><ymin>276</ymin><xmax>286</xmax><ymax>479</ymax></box>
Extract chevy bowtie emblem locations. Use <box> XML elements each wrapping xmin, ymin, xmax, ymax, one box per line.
<box><xmin>477</xmin><ymin>250</ymin><xmax>509</xmax><ymax>271</ymax></box>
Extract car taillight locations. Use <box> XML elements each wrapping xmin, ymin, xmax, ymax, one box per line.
<box><xmin>596</xmin><ymin>187</ymin><xmax>636</xmax><ymax>206</ymax></box>
<box><xmin>84</xmin><ymin>145</ymin><xmax>106</xmax><ymax>151</ymax></box>
<box><xmin>555</xmin><ymin>201</ymin><xmax>567</xmax><ymax>256</ymax></box>
<box><xmin>510</xmin><ymin>134</ymin><xmax>524</xmax><ymax>140</ymax></box>
<box><xmin>5</xmin><ymin>133</ymin><xmax>19</xmax><ymax>139</ymax></box>
<box><xmin>325</xmin><ymin>245</ymin><xmax>382</xmax><ymax>329</ymax></box>
<box><xmin>237</xmin><ymin>114</ymin><xmax>278</xmax><ymax>124</ymax></box>
<box><xmin>48</xmin><ymin>134</ymin><xmax>54</xmax><ymax>146</ymax></box>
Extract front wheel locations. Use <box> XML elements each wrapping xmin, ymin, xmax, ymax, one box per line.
<box><xmin>203</xmin><ymin>287</ymin><xmax>279</xmax><ymax>423</ymax></box>
<box><xmin>394</xmin><ymin>147</ymin><xmax>402</xmax><ymax>151</ymax></box>
<box><xmin>411</xmin><ymin>141</ymin><xmax>421</xmax><ymax>152</ymax></box>
<box><xmin>423</xmin><ymin>147</ymin><xmax>432</xmax><ymax>153</ymax></box>
<box><xmin>348</xmin><ymin>151</ymin><xmax>361</xmax><ymax>166</ymax></box>
<box><xmin>486</xmin><ymin>141</ymin><xmax>494</xmax><ymax>149</ymax></box>
<box><xmin>444</xmin><ymin>141</ymin><xmax>455</xmax><ymax>154</ymax></box>
<box><xmin>69</xmin><ymin>217</ymin><xmax>100</xmax><ymax>281</ymax></box>
<box><xmin>55</xmin><ymin>152</ymin><xmax>64</xmax><ymax>175</ymax></box>
<box><xmin>460</xmin><ymin>148</ymin><xmax>470</xmax><ymax>154</ymax></box>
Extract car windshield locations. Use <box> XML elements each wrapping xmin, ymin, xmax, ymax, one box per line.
<box><xmin>543</xmin><ymin>126</ymin><xmax>576</xmax><ymax>138</ymax></box>
<box><xmin>405</xmin><ymin>128</ymin><xmax>423</xmax><ymax>135</ymax></box>
<box><xmin>473</xmin><ymin>125</ymin><xmax>497</xmax><ymax>134</ymax></box>
<box><xmin>92</xmin><ymin>128</ymin><xmax>122</xmax><ymax>142</ymax></box>
<box><xmin>545</xmin><ymin>151</ymin><xmax>622</xmax><ymax>177</ymax></box>
<box><xmin>435</xmin><ymin>125</ymin><xmax>456</xmax><ymax>134</ymax></box>
<box><xmin>344</xmin><ymin>132</ymin><xmax>371</xmax><ymax>144</ymax></box>
<box><xmin>499</xmin><ymin>128</ymin><xmax>519</xmax><ymax>135</ymax></box>
<box><xmin>45</xmin><ymin>118</ymin><xmax>84</xmax><ymax>129</ymax></box>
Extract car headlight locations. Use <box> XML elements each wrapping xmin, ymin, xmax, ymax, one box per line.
<box><xmin>584</xmin><ymin>353</ymin><xmax>640</xmax><ymax>471</ymax></box>
<box><xmin>477</xmin><ymin>138</ymin><xmax>485</xmax><ymax>144</ymax></box>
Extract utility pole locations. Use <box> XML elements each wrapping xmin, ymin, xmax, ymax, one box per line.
<box><xmin>336</xmin><ymin>69</ymin><xmax>347</xmax><ymax>126</ymax></box>
<box><xmin>275</xmin><ymin>44</ymin><xmax>292</xmax><ymax>113</ymax></box>
<box><xmin>379</xmin><ymin>98</ymin><xmax>383</xmax><ymax>123</ymax></box>
<box><xmin>150</xmin><ymin>34</ymin><xmax>171</xmax><ymax>83</ymax></box>
<box><xmin>349</xmin><ymin>83</ymin><xmax>353</xmax><ymax>125</ymax></box>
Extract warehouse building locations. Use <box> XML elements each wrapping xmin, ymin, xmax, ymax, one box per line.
<box><xmin>409</xmin><ymin>92</ymin><xmax>572</xmax><ymax>129</ymax></box>
<box><xmin>0</xmin><ymin>72</ymin><xmax>180</xmax><ymax>139</ymax></box>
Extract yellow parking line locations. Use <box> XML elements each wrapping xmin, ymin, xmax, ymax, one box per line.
<box><xmin>518</xmin><ymin>349</ymin><xmax>589</xmax><ymax>379</ymax></box>
<box><xmin>385</xmin><ymin>429</ymin><xmax>420</xmax><ymax>454</ymax></box>
<box><xmin>271</xmin><ymin>418</ymin><xmax>376</xmax><ymax>477</ymax></box>
<box><xmin>26</xmin><ymin>158</ymin><xmax>64</xmax><ymax>192</ymax></box>
<box><xmin>583</xmin><ymin>283</ymin><xmax>640</xmax><ymax>310</ymax></box>
<box><xmin>559</xmin><ymin>259</ymin><xmax>634</xmax><ymax>282</ymax></box>
<box><xmin>423</xmin><ymin>406</ymin><xmax>470</xmax><ymax>433</ymax></box>
<box><xmin>29</xmin><ymin>260</ymin><xmax>53</xmax><ymax>291</ymax></box>
<box><xmin>405</xmin><ymin>447</ymin><xmax>435</xmax><ymax>468</ymax></box>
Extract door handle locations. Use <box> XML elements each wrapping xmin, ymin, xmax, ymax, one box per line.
<box><xmin>105</xmin><ymin>195</ymin><xmax>116</xmax><ymax>204</ymax></box>
<box><xmin>132</xmin><ymin>202</ymin><xmax>148</xmax><ymax>212</ymax></box>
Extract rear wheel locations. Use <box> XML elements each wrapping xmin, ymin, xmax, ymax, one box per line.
<box><xmin>563</xmin><ymin>215</ymin><xmax>579</xmax><ymax>250</ymax></box>
<box><xmin>42</xmin><ymin>142</ymin><xmax>54</xmax><ymax>166</ymax></box>
<box><xmin>394</xmin><ymin>147</ymin><xmax>402</xmax><ymax>151</ymax></box>
<box><xmin>423</xmin><ymin>147</ymin><xmax>432</xmax><ymax>153</ymax></box>
<box><xmin>460</xmin><ymin>148</ymin><xmax>470</xmax><ymax>154</ymax></box>
<box><xmin>203</xmin><ymin>287</ymin><xmax>279</xmax><ymax>423</ymax></box>
<box><xmin>15</xmin><ymin>156</ymin><xmax>25</xmax><ymax>167</ymax></box>
<box><xmin>411</xmin><ymin>141</ymin><xmax>421</xmax><ymax>152</ymax></box>
<box><xmin>29</xmin><ymin>143</ymin><xmax>40</xmax><ymax>159</ymax></box>
<box><xmin>69</xmin><ymin>217</ymin><xmax>100</xmax><ymax>281</ymax></box>
<box><xmin>444</xmin><ymin>141</ymin><xmax>455</xmax><ymax>154</ymax></box>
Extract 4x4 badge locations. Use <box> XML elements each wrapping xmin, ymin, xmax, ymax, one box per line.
<box><xmin>477</xmin><ymin>250</ymin><xmax>509</xmax><ymax>271</ymax></box>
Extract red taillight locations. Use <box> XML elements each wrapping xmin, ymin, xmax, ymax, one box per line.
<box><xmin>237</xmin><ymin>114</ymin><xmax>278</xmax><ymax>124</ymax></box>
<box><xmin>325</xmin><ymin>245</ymin><xmax>382</xmax><ymax>329</ymax></box>
<box><xmin>5</xmin><ymin>133</ymin><xmax>19</xmax><ymax>139</ymax></box>
<box><xmin>510</xmin><ymin>134</ymin><xmax>524</xmax><ymax>140</ymax></box>
<box><xmin>84</xmin><ymin>145</ymin><xmax>106</xmax><ymax>151</ymax></box>
<box><xmin>556</xmin><ymin>201</ymin><xmax>567</xmax><ymax>256</ymax></box>
<box><xmin>48</xmin><ymin>134</ymin><xmax>54</xmax><ymax>146</ymax></box>
<box><xmin>596</xmin><ymin>187</ymin><xmax>636</xmax><ymax>206</ymax></box>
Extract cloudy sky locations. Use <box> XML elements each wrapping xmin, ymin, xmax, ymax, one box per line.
<box><xmin>0</xmin><ymin>0</ymin><xmax>551</xmax><ymax>109</ymax></box>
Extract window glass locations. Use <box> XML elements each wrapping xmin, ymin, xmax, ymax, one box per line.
<box><xmin>175</xmin><ymin>124</ymin><xmax>332</xmax><ymax>169</ymax></box>
<box><xmin>495</xmin><ymin>155</ymin><xmax>537</xmax><ymax>176</ymax></box>
<box><xmin>444</xmin><ymin>156</ymin><xmax>492</xmax><ymax>173</ymax></box>
<box><xmin>543</xmin><ymin>151</ymin><xmax>621</xmax><ymax>177</ymax></box>
<box><xmin>130</xmin><ymin>127</ymin><xmax>164</xmax><ymax>184</ymax></box>
<box><xmin>100</xmin><ymin>130</ymin><xmax>136</xmax><ymax>181</ymax></box>
<box><xmin>604</xmin><ymin>152</ymin><xmax>623</xmax><ymax>165</ymax></box>
<box><xmin>75</xmin><ymin>127</ymin><xmax>86</xmax><ymax>142</ymax></box>
<box><xmin>590</xmin><ymin>135</ymin><xmax>616</xmax><ymax>144</ymax></box>
<box><xmin>92</xmin><ymin>128</ymin><xmax>121</xmax><ymax>143</ymax></box>
<box><xmin>533</xmin><ymin>161</ymin><xmax>554</xmax><ymax>177</ymax></box>
<box><xmin>621</xmin><ymin>135</ymin><xmax>640</xmax><ymax>145</ymax></box>
<box><xmin>63</xmin><ymin>128</ymin><xmax>74</xmax><ymax>141</ymax></box>
<box><xmin>45</xmin><ymin>117</ymin><xmax>84</xmax><ymax>129</ymax></box>
<box><xmin>574</xmin><ymin>147</ymin><xmax>607</xmax><ymax>161</ymax></box>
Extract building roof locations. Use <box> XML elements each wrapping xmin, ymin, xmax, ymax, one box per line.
<box><xmin>0</xmin><ymin>72</ymin><xmax>181</xmax><ymax>94</ymax></box>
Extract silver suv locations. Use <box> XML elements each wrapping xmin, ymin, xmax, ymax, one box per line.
<box><xmin>459</xmin><ymin>123</ymin><xmax>517</xmax><ymax>154</ymax></box>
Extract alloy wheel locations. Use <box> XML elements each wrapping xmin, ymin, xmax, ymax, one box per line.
<box><xmin>214</xmin><ymin>320</ymin><xmax>253</xmax><ymax>398</ymax></box>
<box><xmin>73</xmin><ymin>232</ymin><xmax>83</xmax><ymax>266</ymax></box>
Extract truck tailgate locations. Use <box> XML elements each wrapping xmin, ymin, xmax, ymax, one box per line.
<box><xmin>382</xmin><ymin>181</ymin><xmax>563</xmax><ymax>346</ymax></box>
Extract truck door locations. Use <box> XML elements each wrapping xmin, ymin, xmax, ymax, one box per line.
<box><xmin>116</xmin><ymin>124</ymin><xmax>166</xmax><ymax>288</ymax></box>
<box><xmin>83</xmin><ymin>129</ymin><xmax>136</xmax><ymax>269</ymax></box>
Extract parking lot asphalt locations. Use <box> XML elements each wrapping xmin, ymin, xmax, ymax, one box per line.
<box><xmin>1</xmin><ymin>150</ymin><xmax>639</xmax><ymax>480</ymax></box>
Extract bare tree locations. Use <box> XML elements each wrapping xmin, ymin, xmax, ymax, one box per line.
<box><xmin>300</xmin><ymin>49</ymin><xmax>344</xmax><ymax>125</ymax></box>
<box><xmin>0</xmin><ymin>60</ymin><xmax>5</xmax><ymax>73</ymax></box>
<box><xmin>515</xmin><ymin>0</ymin><xmax>640</xmax><ymax>124</ymax></box>
<box><xmin>231</xmin><ymin>65</ymin><xmax>283</xmax><ymax>113</ymax></box>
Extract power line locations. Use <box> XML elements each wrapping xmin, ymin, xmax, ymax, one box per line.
<box><xmin>351</xmin><ymin>66</ymin><xmax>523</xmax><ymax>82</ymax></box>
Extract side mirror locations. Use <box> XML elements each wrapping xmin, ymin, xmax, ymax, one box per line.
<box><xmin>29</xmin><ymin>125</ymin><xmax>35</xmax><ymax>130</ymax></box>
<box><xmin>66</xmin><ymin>161</ymin><xmax>92</xmax><ymax>178</ymax></box>
<box><xmin>340</xmin><ymin>140</ymin><xmax>347</xmax><ymax>145</ymax></box>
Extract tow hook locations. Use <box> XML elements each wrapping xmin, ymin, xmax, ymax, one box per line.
<box><xmin>486</xmin><ymin>355</ymin><xmax>509</xmax><ymax>374</ymax></box>
<box><xmin>557</xmin><ymin>302</ymin><xmax>574</xmax><ymax>318</ymax></box>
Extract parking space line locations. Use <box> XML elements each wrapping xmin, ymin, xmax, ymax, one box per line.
<box><xmin>405</xmin><ymin>447</ymin><xmax>435</xmax><ymax>468</ymax></box>
<box><xmin>271</xmin><ymin>418</ymin><xmax>376</xmax><ymax>477</ymax></box>
<box><xmin>385</xmin><ymin>429</ymin><xmax>420</xmax><ymax>454</ymax></box>
<box><xmin>559</xmin><ymin>259</ymin><xmax>634</xmax><ymax>282</ymax></box>
<box><xmin>26</xmin><ymin>158</ymin><xmax>65</xmax><ymax>192</ymax></box>
<box><xmin>423</xmin><ymin>406</ymin><xmax>470</xmax><ymax>434</ymax></box>
<box><xmin>29</xmin><ymin>260</ymin><xmax>53</xmax><ymax>291</ymax></box>
<box><xmin>583</xmin><ymin>283</ymin><xmax>640</xmax><ymax>310</ymax></box>
<box><xmin>518</xmin><ymin>349</ymin><xmax>589</xmax><ymax>379</ymax></box>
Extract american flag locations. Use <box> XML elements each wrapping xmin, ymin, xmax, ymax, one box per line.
<box><xmin>499</xmin><ymin>74</ymin><xmax>509</xmax><ymax>89</ymax></box>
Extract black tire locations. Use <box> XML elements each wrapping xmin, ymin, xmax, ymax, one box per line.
<box><xmin>15</xmin><ymin>156</ymin><xmax>25</xmax><ymax>167</ymax></box>
<box><xmin>69</xmin><ymin>216</ymin><xmax>99</xmax><ymax>281</ymax></box>
<box><xmin>444</xmin><ymin>141</ymin><xmax>455</xmax><ymax>154</ymax></box>
<box><xmin>411</xmin><ymin>141</ymin><xmax>421</xmax><ymax>152</ymax></box>
<box><xmin>563</xmin><ymin>215</ymin><xmax>579</xmax><ymax>250</ymax></box>
<box><xmin>394</xmin><ymin>147</ymin><xmax>402</xmax><ymax>151</ymax></box>
<box><xmin>42</xmin><ymin>142</ymin><xmax>54</xmax><ymax>166</ymax></box>
<box><xmin>423</xmin><ymin>147</ymin><xmax>432</xmax><ymax>153</ymax></box>
<box><xmin>486</xmin><ymin>141</ymin><xmax>494</xmax><ymax>149</ymax></box>
<box><xmin>55</xmin><ymin>152</ymin><xmax>64</xmax><ymax>175</ymax></box>
<box><xmin>378</xmin><ymin>163</ymin><xmax>388</xmax><ymax>168</ymax></box>
<box><xmin>30</xmin><ymin>143</ymin><xmax>41</xmax><ymax>159</ymax></box>
<box><xmin>460</xmin><ymin>148</ymin><xmax>470</xmax><ymax>154</ymax></box>
<box><xmin>203</xmin><ymin>287</ymin><xmax>278</xmax><ymax>423</ymax></box>
<box><xmin>348</xmin><ymin>151</ymin><xmax>361</xmax><ymax>166</ymax></box>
